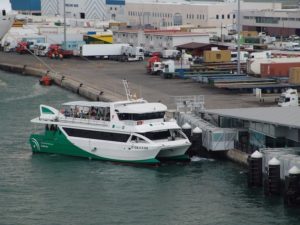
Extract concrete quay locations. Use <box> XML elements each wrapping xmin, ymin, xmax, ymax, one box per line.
<box><xmin>0</xmin><ymin>52</ymin><xmax>273</xmax><ymax>110</ymax></box>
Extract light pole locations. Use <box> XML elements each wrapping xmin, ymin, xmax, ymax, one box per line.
<box><xmin>63</xmin><ymin>0</ymin><xmax>66</xmax><ymax>49</ymax></box>
<box><xmin>237</xmin><ymin>0</ymin><xmax>241</xmax><ymax>74</ymax></box>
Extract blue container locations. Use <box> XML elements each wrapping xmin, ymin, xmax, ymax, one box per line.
<box><xmin>87</xmin><ymin>31</ymin><xmax>97</xmax><ymax>35</ymax></box>
<box><xmin>11</xmin><ymin>0</ymin><xmax>41</xmax><ymax>11</ymax></box>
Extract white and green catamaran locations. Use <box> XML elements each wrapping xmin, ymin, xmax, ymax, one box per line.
<box><xmin>29</xmin><ymin>99</ymin><xmax>191</xmax><ymax>164</ymax></box>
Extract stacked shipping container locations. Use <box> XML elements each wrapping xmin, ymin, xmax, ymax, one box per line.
<box><xmin>260</xmin><ymin>62</ymin><xmax>300</xmax><ymax>77</ymax></box>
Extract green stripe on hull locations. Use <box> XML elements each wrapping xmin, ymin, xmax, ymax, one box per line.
<box><xmin>29</xmin><ymin>130</ymin><xmax>159</xmax><ymax>164</ymax></box>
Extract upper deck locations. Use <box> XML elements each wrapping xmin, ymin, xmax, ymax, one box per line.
<box><xmin>31</xmin><ymin>100</ymin><xmax>178</xmax><ymax>133</ymax></box>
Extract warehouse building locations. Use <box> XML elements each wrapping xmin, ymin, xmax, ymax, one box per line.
<box><xmin>201</xmin><ymin>107</ymin><xmax>300</xmax><ymax>153</ymax></box>
<box><xmin>41</xmin><ymin>0</ymin><xmax>125</xmax><ymax>21</ymax></box>
<box><xmin>113</xmin><ymin>29</ymin><xmax>210</xmax><ymax>52</ymax></box>
<box><xmin>241</xmin><ymin>8</ymin><xmax>300</xmax><ymax>37</ymax></box>
<box><xmin>124</xmin><ymin>1</ymin><xmax>282</xmax><ymax>29</ymax></box>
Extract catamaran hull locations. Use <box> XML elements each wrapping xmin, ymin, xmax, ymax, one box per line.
<box><xmin>29</xmin><ymin>131</ymin><xmax>161</xmax><ymax>164</ymax></box>
<box><xmin>157</xmin><ymin>143</ymin><xmax>190</xmax><ymax>161</ymax></box>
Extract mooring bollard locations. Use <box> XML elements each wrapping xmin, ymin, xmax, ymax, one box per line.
<box><xmin>248</xmin><ymin>150</ymin><xmax>263</xmax><ymax>187</ymax></box>
<box><xmin>187</xmin><ymin>127</ymin><xmax>202</xmax><ymax>156</ymax></box>
<box><xmin>284</xmin><ymin>166</ymin><xmax>300</xmax><ymax>207</ymax></box>
<box><xmin>264</xmin><ymin>157</ymin><xmax>281</xmax><ymax>195</ymax></box>
<box><xmin>182</xmin><ymin>122</ymin><xmax>192</xmax><ymax>140</ymax></box>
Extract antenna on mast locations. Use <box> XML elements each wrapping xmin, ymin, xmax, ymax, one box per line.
<box><xmin>122</xmin><ymin>79</ymin><xmax>133</xmax><ymax>101</ymax></box>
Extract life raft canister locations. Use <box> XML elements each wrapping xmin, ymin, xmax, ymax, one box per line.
<box><xmin>39</xmin><ymin>75</ymin><xmax>53</xmax><ymax>86</ymax></box>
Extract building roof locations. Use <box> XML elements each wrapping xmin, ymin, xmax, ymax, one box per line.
<box><xmin>115</xmin><ymin>29</ymin><xmax>208</xmax><ymax>37</ymax></box>
<box><xmin>176</xmin><ymin>42</ymin><xmax>228</xmax><ymax>49</ymax></box>
<box><xmin>150</xmin><ymin>32</ymin><xmax>208</xmax><ymax>37</ymax></box>
<box><xmin>203</xmin><ymin>107</ymin><xmax>300</xmax><ymax>129</ymax></box>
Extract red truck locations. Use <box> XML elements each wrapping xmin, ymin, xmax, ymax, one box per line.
<box><xmin>146</xmin><ymin>55</ymin><xmax>161</xmax><ymax>74</ymax></box>
<box><xmin>47</xmin><ymin>44</ymin><xmax>73</xmax><ymax>59</ymax></box>
<box><xmin>16</xmin><ymin>41</ymin><xmax>30</xmax><ymax>54</ymax></box>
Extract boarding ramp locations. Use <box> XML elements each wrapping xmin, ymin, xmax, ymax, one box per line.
<box><xmin>178</xmin><ymin>112</ymin><xmax>236</xmax><ymax>151</ymax></box>
<box><xmin>173</xmin><ymin>95</ymin><xmax>205</xmax><ymax>113</ymax></box>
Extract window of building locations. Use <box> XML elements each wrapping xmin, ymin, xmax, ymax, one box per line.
<box><xmin>233</xmin><ymin>14</ymin><xmax>236</xmax><ymax>19</ymax></box>
<box><xmin>227</xmin><ymin>14</ymin><xmax>230</xmax><ymax>19</ymax></box>
<box><xmin>256</xmin><ymin>16</ymin><xmax>279</xmax><ymax>24</ymax></box>
<box><xmin>216</xmin><ymin>15</ymin><xmax>219</xmax><ymax>20</ymax></box>
<box><xmin>222</xmin><ymin>14</ymin><xmax>224</xmax><ymax>19</ymax></box>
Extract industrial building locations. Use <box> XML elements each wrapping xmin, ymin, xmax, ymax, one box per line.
<box><xmin>41</xmin><ymin>0</ymin><xmax>126</xmax><ymax>21</ymax></box>
<box><xmin>201</xmin><ymin>107</ymin><xmax>300</xmax><ymax>153</ymax></box>
<box><xmin>241</xmin><ymin>8</ymin><xmax>300</xmax><ymax>37</ymax></box>
<box><xmin>124</xmin><ymin>1</ymin><xmax>281</xmax><ymax>29</ymax></box>
<box><xmin>113</xmin><ymin>29</ymin><xmax>210</xmax><ymax>52</ymax></box>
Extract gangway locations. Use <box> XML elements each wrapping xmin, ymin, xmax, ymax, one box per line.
<box><xmin>173</xmin><ymin>95</ymin><xmax>205</xmax><ymax>113</ymax></box>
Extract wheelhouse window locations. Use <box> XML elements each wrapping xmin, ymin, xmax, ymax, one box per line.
<box><xmin>138</xmin><ymin>129</ymin><xmax>186</xmax><ymax>141</ymax></box>
<box><xmin>130</xmin><ymin>135</ymin><xmax>148</xmax><ymax>143</ymax></box>
<box><xmin>117</xmin><ymin>112</ymin><xmax>165</xmax><ymax>121</ymax></box>
<box><xmin>140</xmin><ymin>130</ymin><xmax>170</xmax><ymax>140</ymax></box>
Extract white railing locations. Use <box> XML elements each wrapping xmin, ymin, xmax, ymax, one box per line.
<box><xmin>173</xmin><ymin>95</ymin><xmax>205</xmax><ymax>113</ymax></box>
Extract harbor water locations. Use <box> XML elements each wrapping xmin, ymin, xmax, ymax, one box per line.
<box><xmin>0</xmin><ymin>70</ymin><xmax>299</xmax><ymax>225</ymax></box>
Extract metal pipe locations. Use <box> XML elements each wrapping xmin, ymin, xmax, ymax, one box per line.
<box><xmin>237</xmin><ymin>0</ymin><xmax>241</xmax><ymax>74</ymax></box>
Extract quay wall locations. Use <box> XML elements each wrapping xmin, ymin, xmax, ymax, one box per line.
<box><xmin>226</xmin><ymin>149</ymin><xmax>249</xmax><ymax>166</ymax></box>
<box><xmin>0</xmin><ymin>62</ymin><xmax>115</xmax><ymax>102</ymax></box>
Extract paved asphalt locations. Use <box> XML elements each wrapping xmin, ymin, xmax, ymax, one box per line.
<box><xmin>0</xmin><ymin>52</ymin><xmax>277</xmax><ymax>109</ymax></box>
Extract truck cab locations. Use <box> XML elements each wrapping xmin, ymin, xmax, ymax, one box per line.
<box><xmin>278</xmin><ymin>89</ymin><xmax>299</xmax><ymax>107</ymax></box>
<box><xmin>121</xmin><ymin>46</ymin><xmax>144</xmax><ymax>61</ymax></box>
<box><xmin>160</xmin><ymin>60</ymin><xmax>175</xmax><ymax>79</ymax></box>
<box><xmin>151</xmin><ymin>61</ymin><xmax>162</xmax><ymax>75</ymax></box>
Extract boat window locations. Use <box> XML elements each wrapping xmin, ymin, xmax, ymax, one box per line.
<box><xmin>130</xmin><ymin>135</ymin><xmax>147</xmax><ymax>143</ymax></box>
<box><xmin>62</xmin><ymin>106</ymin><xmax>110</xmax><ymax>121</ymax></box>
<box><xmin>117</xmin><ymin>112</ymin><xmax>165</xmax><ymax>121</ymax></box>
<box><xmin>63</xmin><ymin>127</ymin><xmax>130</xmax><ymax>142</ymax></box>
<box><xmin>139</xmin><ymin>130</ymin><xmax>170</xmax><ymax>140</ymax></box>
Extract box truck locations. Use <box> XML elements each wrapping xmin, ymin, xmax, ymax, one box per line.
<box><xmin>81</xmin><ymin>44</ymin><xmax>144</xmax><ymax>61</ymax></box>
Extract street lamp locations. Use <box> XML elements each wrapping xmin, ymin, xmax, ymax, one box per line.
<box><xmin>63</xmin><ymin>0</ymin><xmax>66</xmax><ymax>49</ymax></box>
<box><xmin>237</xmin><ymin>0</ymin><xmax>241</xmax><ymax>74</ymax></box>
